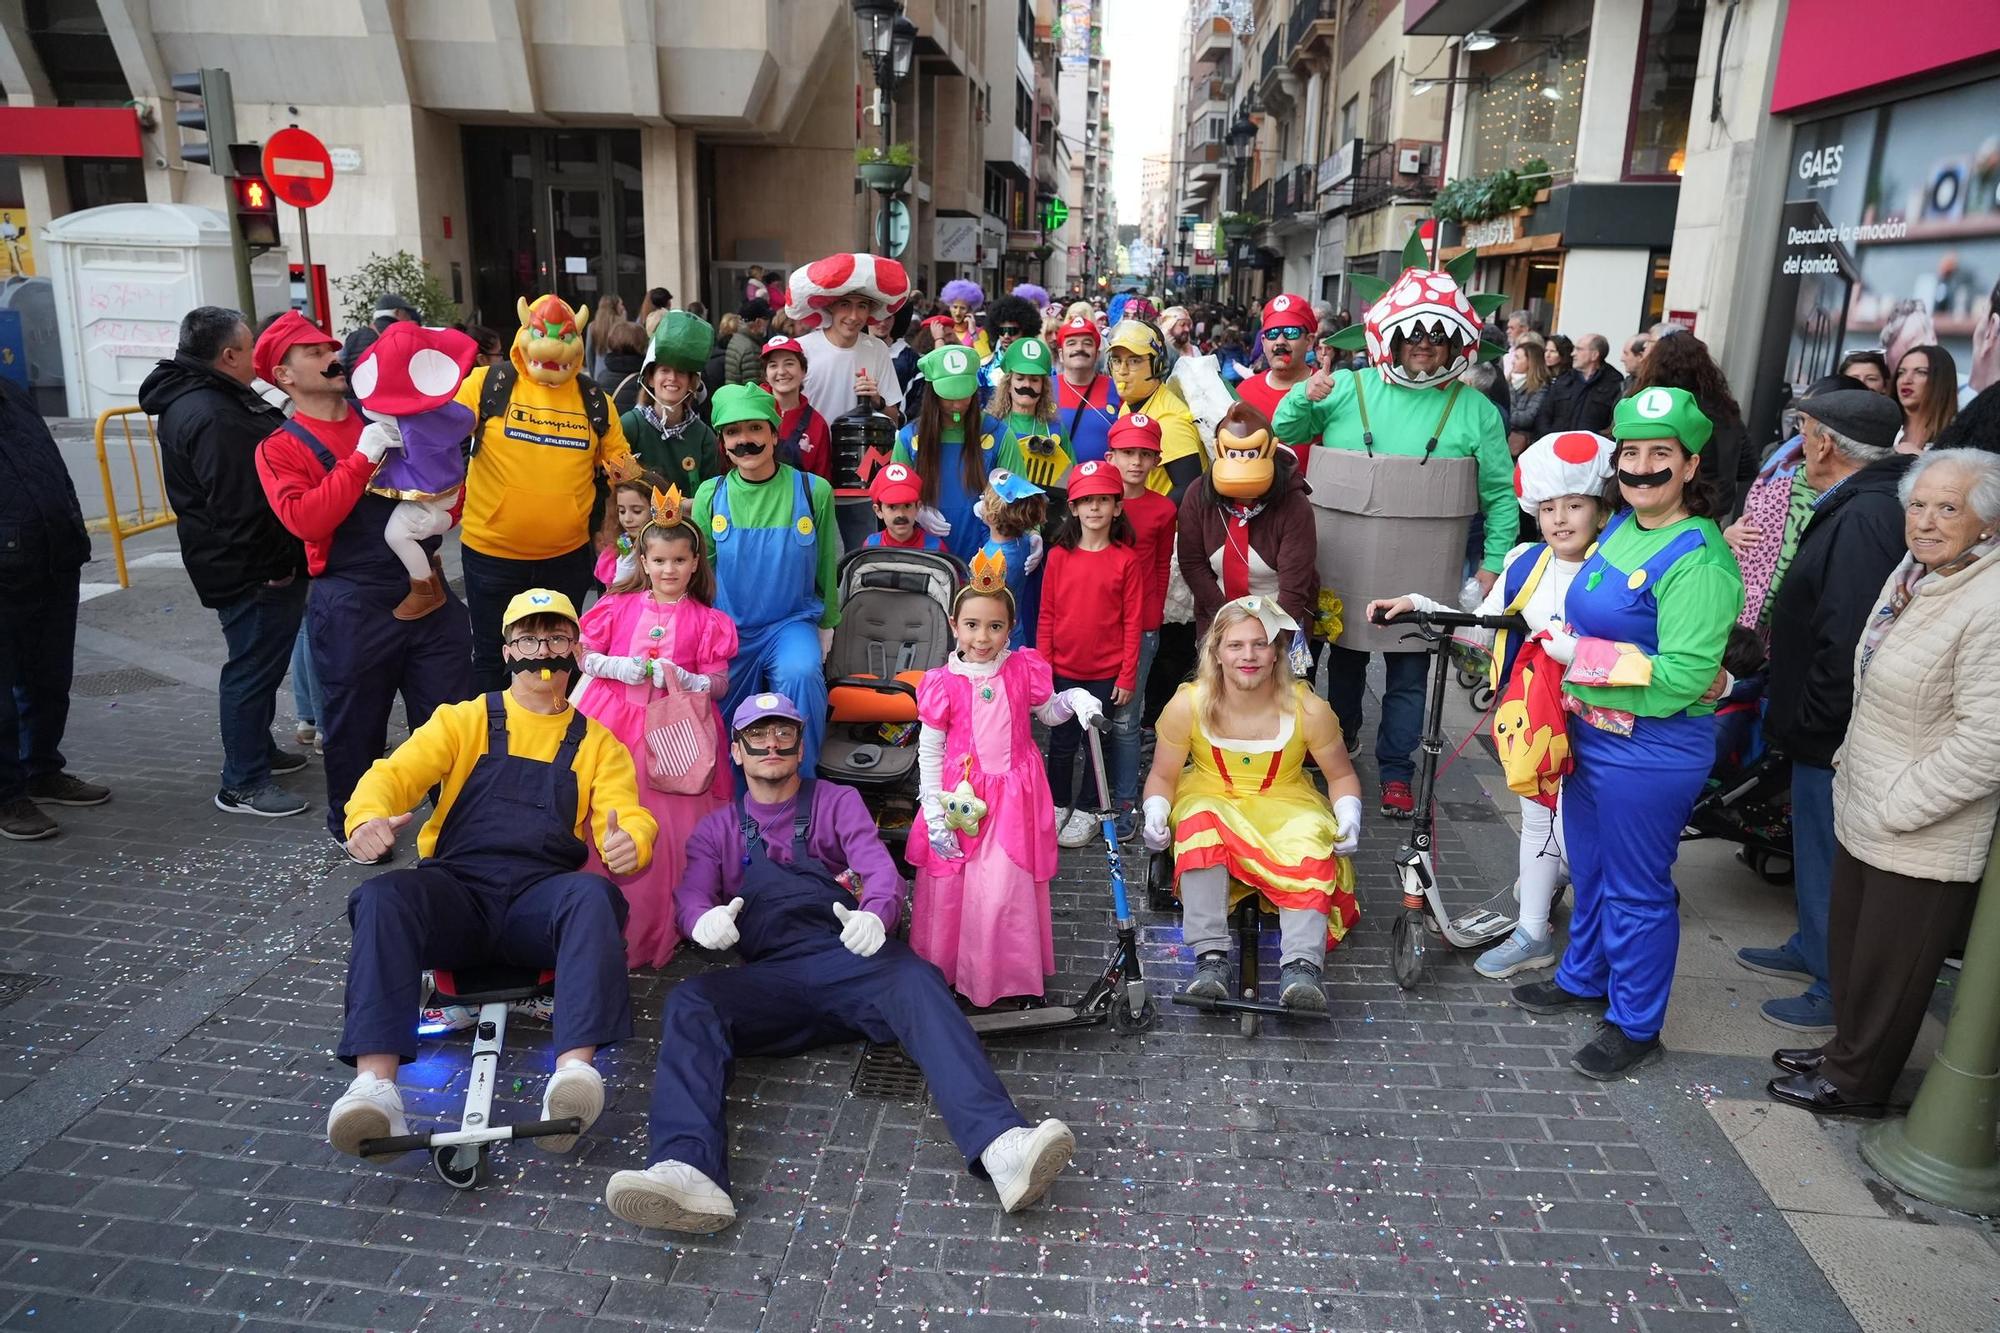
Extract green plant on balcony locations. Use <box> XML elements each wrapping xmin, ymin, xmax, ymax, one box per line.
<box><xmin>1432</xmin><ymin>158</ymin><xmax>1551</xmax><ymax>225</ymax></box>
<box><xmin>856</xmin><ymin>142</ymin><xmax>916</xmax><ymax>167</ymax></box>
<box><xmin>1220</xmin><ymin>211</ymin><xmax>1260</xmax><ymax>237</ymax></box>
<box><xmin>856</xmin><ymin>141</ymin><xmax>916</xmax><ymax>193</ymax></box>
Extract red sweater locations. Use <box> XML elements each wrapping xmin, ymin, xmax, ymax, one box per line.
<box><xmin>1122</xmin><ymin>489</ymin><xmax>1177</xmax><ymax>632</ymax></box>
<box><xmin>1238</xmin><ymin>370</ymin><xmax>1317</xmax><ymax>470</ymax></box>
<box><xmin>775</xmin><ymin>394</ymin><xmax>833</xmax><ymax>481</ymax></box>
<box><xmin>254</xmin><ymin>412</ymin><xmax>372</xmax><ymax>576</ymax></box>
<box><xmin>1038</xmin><ymin>541</ymin><xmax>1142</xmax><ymax>689</ymax></box>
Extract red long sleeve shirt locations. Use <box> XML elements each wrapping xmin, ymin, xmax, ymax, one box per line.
<box><xmin>1038</xmin><ymin>541</ymin><xmax>1143</xmax><ymax>690</ymax></box>
<box><xmin>254</xmin><ymin>411</ymin><xmax>462</xmax><ymax>575</ymax></box>
<box><xmin>774</xmin><ymin>394</ymin><xmax>834</xmax><ymax>481</ymax></box>
<box><xmin>1121</xmin><ymin>489</ymin><xmax>1178</xmax><ymax>632</ymax></box>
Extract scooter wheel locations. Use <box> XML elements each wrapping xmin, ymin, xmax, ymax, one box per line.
<box><xmin>1112</xmin><ymin>996</ymin><xmax>1158</xmax><ymax>1034</ymax></box>
<box><xmin>1391</xmin><ymin>909</ymin><xmax>1426</xmax><ymax>990</ymax></box>
<box><xmin>1750</xmin><ymin>850</ymin><xmax>1794</xmax><ymax>886</ymax></box>
<box><xmin>1455</xmin><ymin>665</ymin><xmax>1481</xmax><ymax>689</ymax></box>
<box><xmin>1469</xmin><ymin>683</ymin><xmax>1496</xmax><ymax>712</ymax></box>
<box><xmin>433</xmin><ymin>1144</ymin><xmax>490</xmax><ymax>1190</ymax></box>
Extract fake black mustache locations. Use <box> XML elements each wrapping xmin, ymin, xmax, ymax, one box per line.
<box><xmin>507</xmin><ymin>654</ymin><xmax>578</xmax><ymax>680</ymax></box>
<box><xmin>1618</xmin><ymin>467</ymin><xmax>1675</xmax><ymax>489</ymax></box>
<box><xmin>727</xmin><ymin>441</ymin><xmax>769</xmax><ymax>459</ymax></box>
<box><xmin>322</xmin><ymin>360</ymin><xmax>348</xmax><ymax>380</ymax></box>
<box><xmin>738</xmin><ymin>736</ymin><xmax>802</xmax><ymax>757</ymax></box>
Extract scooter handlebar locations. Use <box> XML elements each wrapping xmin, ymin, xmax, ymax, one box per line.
<box><xmin>1370</xmin><ymin>607</ymin><xmax>1525</xmax><ymax>633</ymax></box>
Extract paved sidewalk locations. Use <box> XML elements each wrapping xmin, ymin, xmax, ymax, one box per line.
<box><xmin>0</xmin><ymin>527</ymin><xmax>1980</xmax><ymax>1332</ymax></box>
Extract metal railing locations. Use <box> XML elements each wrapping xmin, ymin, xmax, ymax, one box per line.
<box><xmin>1260</xmin><ymin>32</ymin><xmax>1282</xmax><ymax>79</ymax></box>
<box><xmin>1348</xmin><ymin>140</ymin><xmax>1441</xmax><ymax>214</ymax></box>
<box><xmin>1287</xmin><ymin>0</ymin><xmax>1336</xmax><ymax>55</ymax></box>
<box><xmin>93</xmin><ymin>406</ymin><xmax>175</xmax><ymax>588</ymax></box>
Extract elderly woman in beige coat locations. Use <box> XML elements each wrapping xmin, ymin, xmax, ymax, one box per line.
<box><xmin>1767</xmin><ymin>448</ymin><xmax>2000</xmax><ymax>1117</ymax></box>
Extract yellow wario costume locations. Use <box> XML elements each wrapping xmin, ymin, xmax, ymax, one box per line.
<box><xmin>1105</xmin><ymin>320</ymin><xmax>1206</xmax><ymax>500</ymax></box>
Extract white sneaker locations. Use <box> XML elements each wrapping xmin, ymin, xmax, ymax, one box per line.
<box><xmin>509</xmin><ymin>994</ymin><xmax>556</xmax><ymax>1024</ymax></box>
<box><xmin>327</xmin><ymin>1072</ymin><xmax>407</xmax><ymax>1156</ymax></box>
<box><xmin>537</xmin><ymin>1062</ymin><xmax>603</xmax><ymax>1153</ymax></box>
<box><xmin>1057</xmin><ymin>808</ymin><xmax>1100</xmax><ymax>849</ymax></box>
<box><xmin>981</xmin><ymin>1119</ymin><xmax>1075</xmax><ymax>1212</ymax></box>
<box><xmin>604</xmin><ymin>1160</ymin><xmax>737</xmax><ymax>1232</ymax></box>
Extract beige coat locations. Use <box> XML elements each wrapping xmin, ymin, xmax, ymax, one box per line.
<box><xmin>1833</xmin><ymin>542</ymin><xmax>2000</xmax><ymax>882</ymax></box>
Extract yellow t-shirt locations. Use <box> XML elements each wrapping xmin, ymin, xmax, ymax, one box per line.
<box><xmin>344</xmin><ymin>692</ymin><xmax>657</xmax><ymax>867</ymax></box>
<box><xmin>456</xmin><ymin>360</ymin><xmax>637</xmax><ymax>560</ymax></box>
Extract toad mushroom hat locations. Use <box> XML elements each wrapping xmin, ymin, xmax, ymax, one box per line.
<box><xmin>783</xmin><ymin>252</ymin><xmax>913</xmax><ymax>333</ymax></box>
<box><xmin>350</xmin><ymin>321</ymin><xmax>479</xmax><ymax>416</ymax></box>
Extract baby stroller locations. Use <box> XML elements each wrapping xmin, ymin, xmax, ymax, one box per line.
<box><xmin>817</xmin><ymin>546</ymin><xmax>965</xmax><ymax>849</ymax></box>
<box><xmin>1682</xmin><ymin>688</ymin><xmax>1794</xmax><ymax>884</ymax></box>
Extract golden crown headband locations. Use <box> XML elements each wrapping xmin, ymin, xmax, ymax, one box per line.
<box><xmin>953</xmin><ymin>547</ymin><xmax>1016</xmax><ymax>616</ymax></box>
<box><xmin>648</xmin><ymin>484</ymin><xmax>690</xmax><ymax>531</ymax></box>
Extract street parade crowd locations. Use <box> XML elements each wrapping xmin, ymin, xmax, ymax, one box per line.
<box><xmin>3</xmin><ymin>236</ymin><xmax>2000</xmax><ymax>1234</ymax></box>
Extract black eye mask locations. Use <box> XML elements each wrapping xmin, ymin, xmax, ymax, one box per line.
<box><xmin>1618</xmin><ymin>467</ymin><xmax>1676</xmax><ymax>489</ymax></box>
<box><xmin>507</xmin><ymin>654</ymin><xmax>578</xmax><ymax>681</ymax></box>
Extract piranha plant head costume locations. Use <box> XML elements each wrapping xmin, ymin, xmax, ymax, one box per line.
<box><xmin>1321</xmin><ymin>230</ymin><xmax>1507</xmax><ymax>389</ymax></box>
<box><xmin>514</xmin><ymin>294</ymin><xmax>590</xmax><ymax>387</ymax></box>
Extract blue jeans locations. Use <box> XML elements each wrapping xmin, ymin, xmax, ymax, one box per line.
<box><xmin>289</xmin><ymin>624</ymin><xmax>322</xmax><ymax>725</ymax></box>
<box><xmin>1784</xmin><ymin>762</ymin><xmax>1836</xmax><ymax>1000</ymax></box>
<box><xmin>0</xmin><ymin>571</ymin><xmax>80</xmax><ymax>802</ymax></box>
<box><xmin>1109</xmin><ymin>628</ymin><xmax>1159</xmax><ymax>809</ymax></box>
<box><xmin>215</xmin><ymin>578</ymin><xmax>308</xmax><ymax>790</ymax></box>
<box><xmin>1324</xmin><ymin>645</ymin><xmax>1427</xmax><ymax>785</ymax></box>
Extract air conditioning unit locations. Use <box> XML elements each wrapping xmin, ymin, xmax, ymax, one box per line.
<box><xmin>1397</xmin><ymin>148</ymin><xmax>1422</xmax><ymax>175</ymax></box>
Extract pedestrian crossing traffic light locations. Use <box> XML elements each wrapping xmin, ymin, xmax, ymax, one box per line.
<box><xmin>232</xmin><ymin>173</ymin><xmax>279</xmax><ymax>252</ymax></box>
<box><xmin>171</xmin><ymin>67</ymin><xmax>237</xmax><ymax>174</ymax></box>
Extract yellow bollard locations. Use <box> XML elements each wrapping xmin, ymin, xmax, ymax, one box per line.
<box><xmin>92</xmin><ymin>407</ymin><xmax>176</xmax><ymax>588</ymax></box>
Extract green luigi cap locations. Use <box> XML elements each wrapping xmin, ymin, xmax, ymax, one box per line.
<box><xmin>646</xmin><ymin>310</ymin><xmax>712</xmax><ymax>373</ymax></box>
<box><xmin>919</xmin><ymin>343</ymin><xmax>982</xmax><ymax>401</ymax></box>
<box><xmin>1612</xmin><ymin>385</ymin><xmax>1714</xmax><ymax>454</ymax></box>
<box><xmin>710</xmin><ymin>383</ymin><xmax>780</xmax><ymax>430</ymax></box>
<box><xmin>999</xmin><ymin>335</ymin><xmax>1052</xmax><ymax>377</ymax></box>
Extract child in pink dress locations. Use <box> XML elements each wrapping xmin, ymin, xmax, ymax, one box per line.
<box><xmin>595</xmin><ymin>476</ymin><xmax>660</xmax><ymax>589</ymax></box>
<box><xmin>575</xmin><ymin>486</ymin><xmax>738</xmax><ymax>967</ymax></box>
<box><xmin>907</xmin><ymin>549</ymin><xmax>1105</xmax><ymax>1006</ymax></box>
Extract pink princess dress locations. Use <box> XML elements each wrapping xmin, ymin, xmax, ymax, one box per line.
<box><xmin>906</xmin><ymin>648</ymin><xmax>1061</xmax><ymax>1005</ymax></box>
<box><xmin>574</xmin><ymin>589</ymin><xmax>738</xmax><ymax>967</ymax></box>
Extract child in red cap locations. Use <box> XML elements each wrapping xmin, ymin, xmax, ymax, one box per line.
<box><xmin>759</xmin><ymin>336</ymin><xmax>832</xmax><ymax>480</ymax></box>
<box><xmin>862</xmin><ymin>463</ymin><xmax>947</xmax><ymax>551</ymax></box>
<box><xmin>1103</xmin><ymin>414</ymin><xmax>1177</xmax><ymax>837</ymax></box>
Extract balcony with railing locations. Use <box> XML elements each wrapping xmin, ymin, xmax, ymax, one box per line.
<box><xmin>1347</xmin><ymin>138</ymin><xmax>1443</xmax><ymax>214</ymax></box>
<box><xmin>1190</xmin><ymin>0</ymin><xmax>1234</xmax><ymax>59</ymax></box>
<box><xmin>1287</xmin><ymin>0</ymin><xmax>1337</xmax><ymax>62</ymax></box>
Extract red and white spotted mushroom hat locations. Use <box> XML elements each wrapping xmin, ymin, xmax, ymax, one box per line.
<box><xmin>783</xmin><ymin>253</ymin><xmax>913</xmax><ymax>333</ymax></box>
<box><xmin>349</xmin><ymin>322</ymin><xmax>479</xmax><ymax>416</ymax></box>
<box><xmin>1514</xmin><ymin>431</ymin><xmax>1615</xmax><ymax>512</ymax></box>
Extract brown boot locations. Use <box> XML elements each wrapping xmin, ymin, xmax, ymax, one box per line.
<box><xmin>393</xmin><ymin>574</ymin><xmax>446</xmax><ymax>620</ymax></box>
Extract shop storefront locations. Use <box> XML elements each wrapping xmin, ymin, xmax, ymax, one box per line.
<box><xmin>1750</xmin><ymin>64</ymin><xmax>2000</xmax><ymax>440</ymax></box>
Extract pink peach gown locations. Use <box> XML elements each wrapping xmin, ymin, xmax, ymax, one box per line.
<box><xmin>574</xmin><ymin>589</ymin><xmax>738</xmax><ymax>968</ymax></box>
<box><xmin>905</xmin><ymin>648</ymin><xmax>1060</xmax><ymax>1005</ymax></box>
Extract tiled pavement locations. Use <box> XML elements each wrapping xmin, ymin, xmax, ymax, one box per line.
<box><xmin>0</xmin><ymin>530</ymin><xmax>1876</xmax><ymax>1332</ymax></box>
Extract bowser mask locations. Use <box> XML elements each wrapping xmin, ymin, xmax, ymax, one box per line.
<box><xmin>1211</xmin><ymin>403</ymin><xmax>1276</xmax><ymax>500</ymax></box>
<box><xmin>1323</xmin><ymin>230</ymin><xmax>1506</xmax><ymax>390</ymax></box>
<box><xmin>1106</xmin><ymin>319</ymin><xmax>1164</xmax><ymax>405</ymax></box>
<box><xmin>514</xmin><ymin>294</ymin><xmax>589</xmax><ymax>386</ymax></box>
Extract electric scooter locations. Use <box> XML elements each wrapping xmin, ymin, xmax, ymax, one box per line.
<box><xmin>1372</xmin><ymin>605</ymin><xmax>1528</xmax><ymax>989</ymax></box>
<box><xmin>967</xmin><ymin>721</ymin><xmax>1157</xmax><ymax>1037</ymax></box>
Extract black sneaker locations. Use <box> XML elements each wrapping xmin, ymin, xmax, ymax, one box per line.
<box><xmin>215</xmin><ymin>785</ymin><xmax>309</xmax><ymax>818</ymax></box>
<box><xmin>1510</xmin><ymin>979</ymin><xmax>1606</xmax><ymax>1016</ymax></box>
<box><xmin>1279</xmin><ymin>960</ymin><xmax>1327</xmax><ymax>1011</ymax></box>
<box><xmin>27</xmin><ymin>772</ymin><xmax>111</xmax><ymax>806</ymax></box>
<box><xmin>1570</xmin><ymin>1022</ymin><xmax>1663</xmax><ymax>1080</ymax></box>
<box><xmin>1182</xmin><ymin>951</ymin><xmax>1230</xmax><ymax>1001</ymax></box>
<box><xmin>0</xmin><ymin>796</ymin><xmax>58</xmax><ymax>841</ymax></box>
<box><xmin>268</xmin><ymin>749</ymin><xmax>310</xmax><ymax>776</ymax></box>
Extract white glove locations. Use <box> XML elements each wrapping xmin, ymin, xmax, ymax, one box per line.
<box><xmin>1064</xmin><ymin>687</ymin><xmax>1105</xmax><ymax>730</ymax></box>
<box><xmin>1541</xmin><ymin>627</ymin><xmax>1579</xmax><ymax>666</ymax></box>
<box><xmin>692</xmin><ymin>897</ymin><xmax>745</xmax><ymax>951</ymax></box>
<box><xmin>356</xmin><ymin>420</ymin><xmax>403</xmax><ymax>463</ymax></box>
<box><xmin>832</xmin><ymin>903</ymin><xmax>886</xmax><ymax>957</ymax></box>
<box><xmin>915</xmin><ymin>505</ymin><xmax>953</xmax><ymax>537</ymax></box>
<box><xmin>1332</xmin><ymin>794</ymin><xmax>1363</xmax><ymax>856</ymax></box>
<box><xmin>970</xmin><ymin>497</ymin><xmax>988</xmax><ymax>524</ymax></box>
<box><xmin>1024</xmin><ymin>531</ymin><xmax>1045</xmax><ymax>574</ymax></box>
<box><xmin>926</xmin><ymin>812</ymin><xmax>964</xmax><ymax>860</ymax></box>
<box><xmin>1142</xmin><ymin>794</ymin><xmax>1173</xmax><ymax>853</ymax></box>
<box><xmin>650</xmin><ymin>659</ymin><xmax>709</xmax><ymax>692</ymax></box>
<box><xmin>585</xmin><ymin>652</ymin><xmax>649</xmax><ymax>686</ymax></box>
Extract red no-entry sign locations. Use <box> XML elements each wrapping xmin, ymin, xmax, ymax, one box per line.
<box><xmin>262</xmin><ymin>127</ymin><xmax>334</xmax><ymax>209</ymax></box>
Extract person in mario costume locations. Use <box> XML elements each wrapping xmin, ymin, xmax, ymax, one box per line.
<box><xmin>863</xmin><ymin>462</ymin><xmax>947</xmax><ymax>551</ymax></box>
<box><xmin>1235</xmin><ymin>293</ymin><xmax>1321</xmax><ymax>467</ymax></box>
<box><xmin>255</xmin><ymin>313</ymin><xmax>476</xmax><ymax>853</ymax></box>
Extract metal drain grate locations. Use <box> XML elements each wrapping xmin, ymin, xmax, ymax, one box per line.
<box><xmin>70</xmin><ymin>667</ymin><xmax>177</xmax><ymax>697</ymax></box>
<box><xmin>0</xmin><ymin>973</ymin><xmax>51</xmax><ymax>1011</ymax></box>
<box><xmin>850</xmin><ymin>1043</ymin><xmax>927</xmax><ymax>1101</ymax></box>
<box><xmin>1439</xmin><ymin>799</ymin><xmax>1504</xmax><ymax>826</ymax></box>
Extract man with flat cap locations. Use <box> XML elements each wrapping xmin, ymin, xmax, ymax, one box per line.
<box><xmin>1739</xmin><ymin>383</ymin><xmax>1909</xmax><ymax>1036</ymax></box>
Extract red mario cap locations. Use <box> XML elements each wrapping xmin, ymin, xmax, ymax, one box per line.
<box><xmin>759</xmin><ymin>335</ymin><xmax>807</xmax><ymax>365</ymax></box>
<box><xmin>252</xmin><ymin>310</ymin><xmax>338</xmax><ymax>386</ymax></box>
<box><xmin>1106</xmin><ymin>412</ymin><xmax>1163</xmax><ymax>454</ymax></box>
<box><xmin>1055</xmin><ymin>314</ymin><xmax>1100</xmax><ymax>348</ymax></box>
<box><xmin>1066</xmin><ymin>459</ymin><xmax>1123</xmax><ymax>500</ymax></box>
<box><xmin>1260</xmin><ymin>293</ymin><xmax>1313</xmax><ymax>333</ymax></box>
<box><xmin>868</xmin><ymin>462</ymin><xmax>923</xmax><ymax>506</ymax></box>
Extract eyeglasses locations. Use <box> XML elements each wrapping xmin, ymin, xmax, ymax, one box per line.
<box><xmin>995</xmin><ymin>325</ymin><xmax>1023</xmax><ymax>336</ymax></box>
<box><xmin>506</xmin><ymin>633</ymin><xmax>576</xmax><ymax>653</ymax></box>
<box><xmin>1265</xmin><ymin>326</ymin><xmax>1306</xmax><ymax>341</ymax></box>
<box><xmin>1402</xmin><ymin>328</ymin><xmax>1449</xmax><ymax>348</ymax></box>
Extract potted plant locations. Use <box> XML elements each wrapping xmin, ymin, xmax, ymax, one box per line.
<box><xmin>1220</xmin><ymin>211</ymin><xmax>1259</xmax><ymax>239</ymax></box>
<box><xmin>1033</xmin><ymin>241</ymin><xmax>1056</xmax><ymax>260</ymax></box>
<box><xmin>856</xmin><ymin>142</ymin><xmax>916</xmax><ymax>193</ymax></box>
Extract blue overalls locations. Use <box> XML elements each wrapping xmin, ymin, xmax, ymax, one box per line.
<box><xmin>285</xmin><ymin>421</ymin><xmax>473</xmax><ymax>841</ymax></box>
<box><xmin>338</xmin><ymin>694</ymin><xmax>632</xmax><ymax>1064</ymax></box>
<box><xmin>896</xmin><ymin>421</ymin><xmax>994</xmax><ymax>566</ymax></box>
<box><xmin>1555</xmin><ymin>513</ymin><xmax>1716</xmax><ymax>1043</ymax></box>
<box><xmin>645</xmin><ymin>782</ymin><xmax>1026</xmax><ymax>1191</ymax></box>
<box><xmin>711</xmin><ymin>468</ymin><xmax>829</xmax><ymax>773</ymax></box>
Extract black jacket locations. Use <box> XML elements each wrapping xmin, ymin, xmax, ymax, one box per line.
<box><xmin>139</xmin><ymin>355</ymin><xmax>302</xmax><ymax>608</ymax></box>
<box><xmin>1533</xmin><ymin>365</ymin><xmax>1622</xmax><ymax>438</ymax></box>
<box><xmin>1763</xmin><ymin>451</ymin><xmax>1913</xmax><ymax>768</ymax></box>
<box><xmin>1697</xmin><ymin>411</ymin><xmax>1756</xmax><ymax>524</ymax></box>
<box><xmin>0</xmin><ymin>377</ymin><xmax>90</xmax><ymax>592</ymax></box>
<box><xmin>602</xmin><ymin>351</ymin><xmax>646</xmax><ymax>415</ymax></box>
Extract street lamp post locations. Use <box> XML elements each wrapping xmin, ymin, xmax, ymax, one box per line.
<box><xmin>852</xmin><ymin>0</ymin><xmax>914</xmax><ymax>257</ymax></box>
